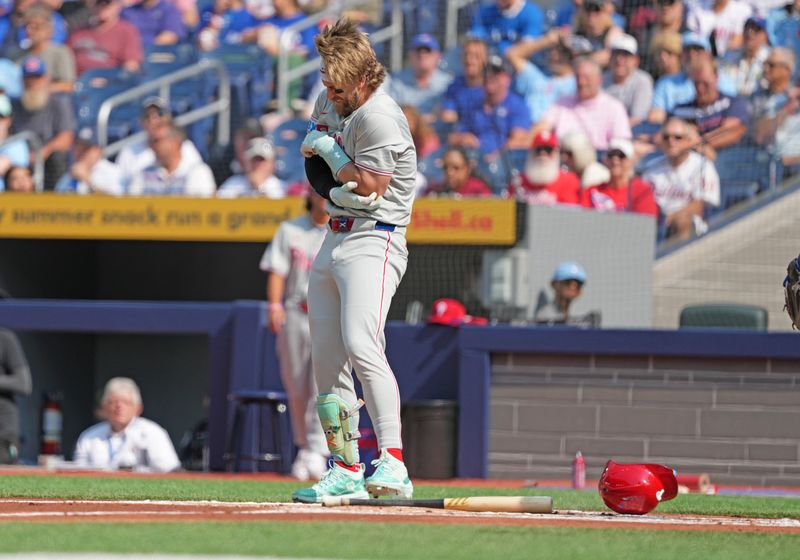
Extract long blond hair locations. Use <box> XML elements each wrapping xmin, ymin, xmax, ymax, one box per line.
<box><xmin>315</xmin><ymin>18</ymin><xmax>386</xmax><ymax>89</ymax></box>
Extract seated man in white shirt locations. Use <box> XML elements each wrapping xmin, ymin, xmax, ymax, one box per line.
<box><xmin>217</xmin><ymin>137</ymin><xmax>288</xmax><ymax>198</ymax></box>
<box><xmin>73</xmin><ymin>377</ymin><xmax>181</xmax><ymax>472</ymax></box>
<box><xmin>642</xmin><ymin>116</ymin><xmax>720</xmax><ymax>240</ymax></box>
<box><xmin>116</xmin><ymin>97</ymin><xmax>202</xmax><ymax>190</ymax></box>
<box><xmin>127</xmin><ymin>122</ymin><xmax>216</xmax><ymax>197</ymax></box>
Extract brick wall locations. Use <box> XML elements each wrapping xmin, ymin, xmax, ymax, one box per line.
<box><xmin>489</xmin><ymin>352</ymin><xmax>800</xmax><ymax>486</ymax></box>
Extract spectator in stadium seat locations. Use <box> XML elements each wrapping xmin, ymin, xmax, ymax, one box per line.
<box><xmin>68</xmin><ymin>0</ymin><xmax>143</xmax><ymax>76</ymax></box>
<box><xmin>11</xmin><ymin>55</ymin><xmax>74</xmax><ymax>190</ymax></box>
<box><xmin>422</xmin><ymin>147</ymin><xmax>492</xmax><ymax>197</ymax></box>
<box><xmin>469</xmin><ymin>0</ymin><xmax>544</xmax><ymax>55</ymax></box>
<box><xmin>509</xmin><ymin>130</ymin><xmax>581</xmax><ymax>205</ymax></box>
<box><xmin>217</xmin><ymin>137</ymin><xmax>287</xmax><ymax>198</ymax></box>
<box><xmin>648</xmin><ymin>31</ymin><xmax>737</xmax><ymax>123</ymax></box>
<box><xmin>538</xmin><ymin>57</ymin><xmax>632</xmax><ymax>152</ymax></box>
<box><xmin>387</xmin><ymin>34</ymin><xmax>453</xmax><ymax>119</ymax></box>
<box><xmin>505</xmin><ymin>29</ymin><xmax>576</xmax><ymax>124</ymax></box>
<box><xmin>571</xmin><ymin>0</ymin><xmax>625</xmax><ymax>68</ymax></box>
<box><xmin>581</xmin><ymin>137</ymin><xmax>659</xmax><ymax>216</ymax></box>
<box><xmin>54</xmin><ymin>127</ymin><xmax>124</xmax><ymax>195</ymax></box>
<box><xmin>116</xmin><ymin>97</ymin><xmax>202</xmax><ymax>189</ymax></box>
<box><xmin>0</xmin><ymin>93</ymin><xmax>29</xmax><ymax>192</ymax></box>
<box><xmin>74</xmin><ymin>377</ymin><xmax>181</xmax><ymax>472</ymax></box>
<box><xmin>440</xmin><ymin>37</ymin><xmax>488</xmax><ymax>124</ymax></box>
<box><xmin>751</xmin><ymin>47</ymin><xmax>800</xmax><ymax>163</ymax></box>
<box><xmin>602</xmin><ymin>34</ymin><xmax>654</xmax><ymax>127</ymax></box>
<box><xmin>128</xmin><ymin>122</ymin><xmax>216</xmax><ymax>196</ymax></box>
<box><xmin>16</xmin><ymin>4</ymin><xmax>75</xmax><ymax>94</ymax></box>
<box><xmin>560</xmin><ymin>130</ymin><xmax>611</xmax><ymax>188</ymax></box>
<box><xmin>243</xmin><ymin>0</ymin><xmax>316</xmax><ymax>57</ymax></box>
<box><xmin>402</xmin><ymin>105</ymin><xmax>441</xmax><ymax>159</ymax></box>
<box><xmin>4</xmin><ymin>0</ymin><xmax>67</xmax><ymax>58</ymax></box>
<box><xmin>196</xmin><ymin>0</ymin><xmax>257</xmax><ymax>51</ymax></box>
<box><xmin>631</xmin><ymin>0</ymin><xmax>687</xmax><ymax>77</ymax></box>
<box><xmin>686</xmin><ymin>0</ymin><xmax>751</xmax><ymax>57</ymax></box>
<box><xmin>643</xmin><ymin>116</ymin><xmax>720</xmax><ymax>239</ymax></box>
<box><xmin>3</xmin><ymin>165</ymin><xmax>34</xmax><ymax>192</ymax></box>
<box><xmin>448</xmin><ymin>55</ymin><xmax>531</xmax><ymax>156</ymax></box>
<box><xmin>672</xmin><ymin>59</ymin><xmax>749</xmax><ymax>157</ymax></box>
<box><xmin>228</xmin><ymin>116</ymin><xmax>264</xmax><ymax>177</ymax></box>
<box><xmin>534</xmin><ymin>261</ymin><xmax>600</xmax><ymax>327</ymax></box>
<box><xmin>121</xmin><ymin>0</ymin><xmax>187</xmax><ymax>46</ymax></box>
<box><xmin>720</xmin><ymin>16</ymin><xmax>770</xmax><ymax>96</ymax></box>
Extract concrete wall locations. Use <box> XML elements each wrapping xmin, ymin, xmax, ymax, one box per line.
<box><xmin>488</xmin><ymin>351</ymin><xmax>800</xmax><ymax>486</ymax></box>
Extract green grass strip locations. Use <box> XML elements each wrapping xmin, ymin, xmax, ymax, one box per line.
<box><xmin>1</xmin><ymin>521</ymin><xmax>799</xmax><ymax>559</ymax></box>
<box><xmin>2</xmin><ymin>474</ymin><xmax>800</xmax><ymax>519</ymax></box>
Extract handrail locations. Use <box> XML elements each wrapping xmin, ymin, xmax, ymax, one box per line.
<box><xmin>276</xmin><ymin>0</ymin><xmax>404</xmax><ymax>114</ymax></box>
<box><xmin>97</xmin><ymin>58</ymin><xmax>231</xmax><ymax>154</ymax></box>
<box><xmin>445</xmin><ymin>0</ymin><xmax>478</xmax><ymax>51</ymax></box>
<box><xmin>0</xmin><ymin>131</ymin><xmax>44</xmax><ymax>192</ymax></box>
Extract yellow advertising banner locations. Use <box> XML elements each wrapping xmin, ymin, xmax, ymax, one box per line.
<box><xmin>0</xmin><ymin>194</ymin><xmax>517</xmax><ymax>245</ymax></box>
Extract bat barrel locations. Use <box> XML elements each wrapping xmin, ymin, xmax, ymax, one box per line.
<box><xmin>322</xmin><ymin>495</ymin><xmax>552</xmax><ymax>514</ymax></box>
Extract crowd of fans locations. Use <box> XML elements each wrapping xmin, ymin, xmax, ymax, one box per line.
<box><xmin>0</xmin><ymin>0</ymin><xmax>798</xmax><ymax>242</ymax></box>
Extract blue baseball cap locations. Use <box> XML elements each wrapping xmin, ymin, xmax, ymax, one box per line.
<box><xmin>21</xmin><ymin>55</ymin><xmax>46</xmax><ymax>77</ymax></box>
<box><xmin>411</xmin><ymin>33</ymin><xmax>440</xmax><ymax>52</ymax></box>
<box><xmin>745</xmin><ymin>16</ymin><xmax>767</xmax><ymax>31</ymax></box>
<box><xmin>552</xmin><ymin>261</ymin><xmax>587</xmax><ymax>283</ymax></box>
<box><xmin>681</xmin><ymin>32</ymin><xmax>711</xmax><ymax>52</ymax></box>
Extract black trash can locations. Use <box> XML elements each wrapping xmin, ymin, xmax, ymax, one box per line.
<box><xmin>401</xmin><ymin>400</ymin><xmax>458</xmax><ymax>479</ymax></box>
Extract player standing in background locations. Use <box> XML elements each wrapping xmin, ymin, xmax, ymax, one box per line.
<box><xmin>292</xmin><ymin>18</ymin><xmax>417</xmax><ymax>503</ymax></box>
<box><xmin>259</xmin><ymin>190</ymin><xmax>330</xmax><ymax>481</ymax></box>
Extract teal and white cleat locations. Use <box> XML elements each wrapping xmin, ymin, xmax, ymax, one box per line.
<box><xmin>365</xmin><ymin>451</ymin><xmax>414</xmax><ymax>499</ymax></box>
<box><xmin>292</xmin><ymin>461</ymin><xmax>369</xmax><ymax>504</ymax></box>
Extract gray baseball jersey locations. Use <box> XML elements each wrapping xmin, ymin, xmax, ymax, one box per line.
<box><xmin>309</xmin><ymin>86</ymin><xmax>417</xmax><ymax>225</ymax></box>
<box><xmin>260</xmin><ymin>214</ymin><xmax>328</xmax><ymax>308</ymax></box>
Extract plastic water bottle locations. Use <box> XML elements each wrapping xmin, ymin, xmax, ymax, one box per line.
<box><xmin>572</xmin><ymin>451</ymin><xmax>586</xmax><ymax>489</ymax></box>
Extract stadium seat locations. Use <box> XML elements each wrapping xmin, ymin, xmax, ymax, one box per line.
<box><xmin>271</xmin><ymin>118</ymin><xmax>309</xmax><ymax>184</ymax></box>
<box><xmin>632</xmin><ymin>121</ymin><xmax>661</xmax><ymax>138</ymax></box>
<box><xmin>715</xmin><ymin>145</ymin><xmax>774</xmax><ymax>192</ymax></box>
<box><xmin>678</xmin><ymin>303</ymin><xmax>769</xmax><ymax>330</ymax></box>
<box><xmin>143</xmin><ymin>42</ymin><xmax>198</xmax><ymax>70</ymax></box>
<box><xmin>73</xmin><ymin>69</ymin><xmax>142</xmax><ymax>144</ymax></box>
<box><xmin>418</xmin><ymin>146</ymin><xmax>446</xmax><ymax>185</ymax></box>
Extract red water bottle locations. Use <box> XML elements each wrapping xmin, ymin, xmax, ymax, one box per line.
<box><xmin>40</xmin><ymin>392</ymin><xmax>63</xmax><ymax>457</ymax></box>
<box><xmin>572</xmin><ymin>451</ymin><xmax>586</xmax><ymax>489</ymax></box>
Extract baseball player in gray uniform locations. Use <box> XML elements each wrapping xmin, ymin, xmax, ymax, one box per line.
<box><xmin>260</xmin><ymin>190</ymin><xmax>330</xmax><ymax>481</ymax></box>
<box><xmin>292</xmin><ymin>18</ymin><xmax>417</xmax><ymax>503</ymax></box>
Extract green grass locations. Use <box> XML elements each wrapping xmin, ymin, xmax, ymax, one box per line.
<box><xmin>0</xmin><ymin>522</ymin><xmax>798</xmax><ymax>559</ymax></box>
<box><xmin>2</xmin><ymin>474</ymin><xmax>800</xmax><ymax>559</ymax></box>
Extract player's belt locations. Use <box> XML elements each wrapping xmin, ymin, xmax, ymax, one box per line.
<box><xmin>328</xmin><ymin>217</ymin><xmax>397</xmax><ymax>233</ymax></box>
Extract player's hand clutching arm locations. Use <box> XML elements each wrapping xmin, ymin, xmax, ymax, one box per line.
<box><xmin>329</xmin><ymin>181</ymin><xmax>383</xmax><ymax>209</ymax></box>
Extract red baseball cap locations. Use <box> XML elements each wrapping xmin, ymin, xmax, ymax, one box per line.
<box><xmin>427</xmin><ymin>298</ymin><xmax>488</xmax><ymax>326</ymax></box>
<box><xmin>532</xmin><ymin>131</ymin><xmax>558</xmax><ymax>150</ymax></box>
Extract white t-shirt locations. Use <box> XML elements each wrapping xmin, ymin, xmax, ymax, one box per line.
<box><xmin>54</xmin><ymin>159</ymin><xmax>125</xmax><ymax>195</ymax></box>
<box><xmin>116</xmin><ymin>139</ymin><xmax>203</xmax><ymax>189</ymax></box>
<box><xmin>217</xmin><ymin>174</ymin><xmax>288</xmax><ymax>198</ymax></box>
<box><xmin>687</xmin><ymin>0</ymin><xmax>752</xmax><ymax>56</ymax></box>
<box><xmin>73</xmin><ymin>417</ymin><xmax>181</xmax><ymax>473</ymax></box>
<box><xmin>643</xmin><ymin>151</ymin><xmax>720</xmax><ymax>232</ymax></box>
<box><xmin>127</xmin><ymin>155</ymin><xmax>217</xmax><ymax>197</ymax></box>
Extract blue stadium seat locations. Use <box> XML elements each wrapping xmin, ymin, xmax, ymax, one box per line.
<box><xmin>632</xmin><ymin>121</ymin><xmax>661</xmax><ymax>138</ymax></box>
<box><xmin>143</xmin><ymin>43</ymin><xmax>198</xmax><ymax>71</ymax></box>
<box><xmin>418</xmin><ymin>146</ymin><xmax>446</xmax><ymax>185</ymax></box>
<box><xmin>506</xmin><ymin>148</ymin><xmax>528</xmax><ymax>173</ymax></box>
<box><xmin>477</xmin><ymin>154</ymin><xmax>511</xmax><ymax>194</ymax></box>
<box><xmin>271</xmin><ymin>118</ymin><xmax>309</xmax><ymax>184</ymax></box>
<box><xmin>73</xmin><ymin>69</ymin><xmax>142</xmax><ymax>144</ymax></box>
<box><xmin>714</xmin><ymin>145</ymin><xmax>776</xmax><ymax>192</ymax></box>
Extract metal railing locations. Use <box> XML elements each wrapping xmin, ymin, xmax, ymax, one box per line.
<box><xmin>445</xmin><ymin>0</ymin><xmax>478</xmax><ymax>51</ymax></box>
<box><xmin>97</xmin><ymin>58</ymin><xmax>231</xmax><ymax>156</ymax></box>
<box><xmin>0</xmin><ymin>131</ymin><xmax>44</xmax><ymax>192</ymax></box>
<box><xmin>275</xmin><ymin>0</ymin><xmax>404</xmax><ymax>114</ymax></box>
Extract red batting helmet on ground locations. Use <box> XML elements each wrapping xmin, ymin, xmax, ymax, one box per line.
<box><xmin>598</xmin><ymin>460</ymin><xmax>678</xmax><ymax>515</ymax></box>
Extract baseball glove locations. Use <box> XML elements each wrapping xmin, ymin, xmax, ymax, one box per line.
<box><xmin>784</xmin><ymin>255</ymin><xmax>800</xmax><ymax>329</ymax></box>
<box><xmin>305</xmin><ymin>155</ymin><xmax>340</xmax><ymax>201</ymax></box>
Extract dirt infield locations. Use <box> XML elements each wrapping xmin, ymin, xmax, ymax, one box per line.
<box><xmin>1</xmin><ymin>498</ymin><xmax>799</xmax><ymax>533</ymax></box>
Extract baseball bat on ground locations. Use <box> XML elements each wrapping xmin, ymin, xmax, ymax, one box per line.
<box><xmin>322</xmin><ymin>495</ymin><xmax>553</xmax><ymax>513</ymax></box>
